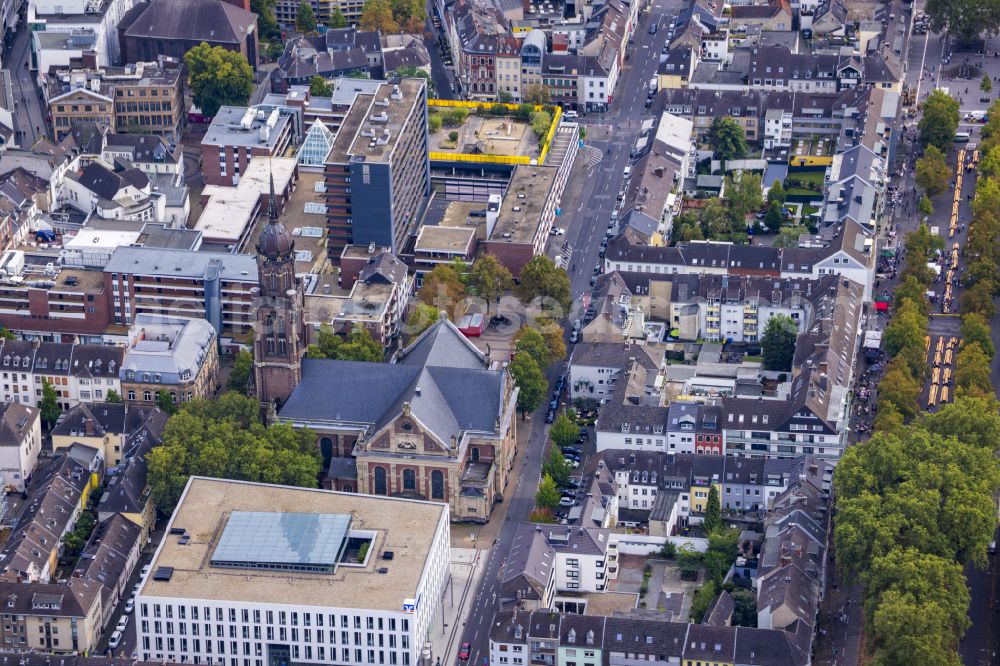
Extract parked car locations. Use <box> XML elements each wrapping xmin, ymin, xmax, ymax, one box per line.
<box><xmin>545</xmin><ymin>411</ymin><xmax>555</xmax><ymax>423</ymax></box>
<box><xmin>116</xmin><ymin>615</ymin><xmax>129</xmax><ymax>632</ymax></box>
<box><xmin>124</xmin><ymin>598</ymin><xmax>135</xmax><ymax>614</ymax></box>
<box><xmin>109</xmin><ymin>631</ymin><xmax>123</xmax><ymax>650</ymax></box>
<box><xmin>570</xmin><ymin>330</ymin><xmax>580</xmax><ymax>343</ymax></box>
<box><xmin>559</xmin><ymin>497</ymin><xmax>576</xmax><ymax>507</ymax></box>
<box><xmin>459</xmin><ymin>643</ymin><xmax>471</xmax><ymax>661</ymax></box>
<box><xmin>563</xmin><ymin>446</ymin><xmax>582</xmax><ymax>456</ymax></box>
<box><xmin>565</xmin><ymin>458</ymin><xmax>581</xmax><ymax>468</ymax></box>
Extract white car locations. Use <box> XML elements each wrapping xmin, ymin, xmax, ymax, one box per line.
<box><xmin>116</xmin><ymin>615</ymin><xmax>129</xmax><ymax>632</ymax></box>
<box><xmin>108</xmin><ymin>631</ymin><xmax>123</xmax><ymax>650</ymax></box>
<box><xmin>550</xmin><ymin>227</ymin><xmax>565</xmax><ymax>236</ymax></box>
<box><xmin>559</xmin><ymin>497</ymin><xmax>575</xmax><ymax>507</ymax></box>
<box><xmin>124</xmin><ymin>598</ymin><xmax>135</xmax><ymax>614</ymax></box>
<box><xmin>563</xmin><ymin>110</ymin><xmax>579</xmax><ymax>118</ymax></box>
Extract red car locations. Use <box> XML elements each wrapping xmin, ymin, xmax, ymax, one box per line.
<box><xmin>459</xmin><ymin>643</ymin><xmax>471</xmax><ymax>661</ymax></box>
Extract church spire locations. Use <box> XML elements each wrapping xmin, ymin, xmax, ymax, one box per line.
<box><xmin>256</xmin><ymin>167</ymin><xmax>293</xmax><ymax>260</ymax></box>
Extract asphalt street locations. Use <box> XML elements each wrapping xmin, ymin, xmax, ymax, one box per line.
<box><xmin>6</xmin><ymin>15</ymin><xmax>47</xmax><ymax>147</ymax></box>
<box><xmin>564</xmin><ymin>9</ymin><xmax>674</xmax><ymax>300</ymax></box>
<box><xmin>455</xmin><ymin>2</ymin><xmax>681</xmax><ymax>663</ymax></box>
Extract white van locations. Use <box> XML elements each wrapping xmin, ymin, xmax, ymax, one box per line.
<box><xmin>623</xmin><ymin>165</ymin><xmax>632</xmax><ymax>178</ymax></box>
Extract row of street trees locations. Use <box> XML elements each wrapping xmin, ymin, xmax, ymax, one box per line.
<box><xmin>834</xmin><ymin>396</ymin><xmax>1000</xmax><ymax>664</ymax></box>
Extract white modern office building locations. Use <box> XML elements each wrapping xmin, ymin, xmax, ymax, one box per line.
<box><xmin>136</xmin><ymin>477</ymin><xmax>451</xmax><ymax>666</ymax></box>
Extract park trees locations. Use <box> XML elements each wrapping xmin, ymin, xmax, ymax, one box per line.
<box><xmin>517</xmin><ymin>256</ymin><xmax>571</xmax><ymax>312</ymax></box>
<box><xmin>184</xmin><ymin>43</ymin><xmax>253</xmax><ymax>118</ymax></box>
<box><xmin>925</xmin><ymin>0</ymin><xmax>1000</xmax><ymax>43</ymax></box>
<box><xmin>406</xmin><ymin>302</ymin><xmax>440</xmax><ymax>338</ymax></box>
<box><xmin>147</xmin><ymin>393</ymin><xmax>322</xmax><ymax>513</ymax></box>
<box><xmin>918</xmin><ymin>89</ymin><xmax>960</xmax><ymax>153</ymax></box>
<box><xmin>468</xmin><ymin>254</ymin><xmax>513</xmax><ymax>312</ymax></box>
<box><xmin>915</xmin><ymin>144</ymin><xmax>951</xmax><ymax>197</ymax></box>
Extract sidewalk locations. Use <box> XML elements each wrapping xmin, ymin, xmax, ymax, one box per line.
<box><xmin>451</xmin><ymin>412</ymin><xmax>536</xmax><ymax>550</ymax></box>
<box><xmin>428</xmin><ymin>548</ymin><xmax>488</xmax><ymax>666</ymax></box>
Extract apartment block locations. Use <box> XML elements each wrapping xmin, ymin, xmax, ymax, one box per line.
<box><xmin>103</xmin><ymin>247</ymin><xmax>258</xmax><ymax>336</ymax></box>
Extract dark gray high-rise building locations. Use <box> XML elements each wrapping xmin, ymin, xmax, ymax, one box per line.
<box><xmin>323</xmin><ymin>78</ymin><xmax>430</xmax><ymax>260</ymax></box>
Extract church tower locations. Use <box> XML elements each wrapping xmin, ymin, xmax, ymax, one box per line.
<box><xmin>253</xmin><ymin>172</ymin><xmax>304</xmax><ymax>408</ymax></box>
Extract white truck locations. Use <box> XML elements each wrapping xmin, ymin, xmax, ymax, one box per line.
<box><xmin>648</xmin><ymin>77</ymin><xmax>658</xmax><ymax>95</ymax></box>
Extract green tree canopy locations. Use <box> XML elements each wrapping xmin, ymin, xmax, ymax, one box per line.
<box><xmin>295</xmin><ymin>0</ymin><xmax>317</xmax><ymax>32</ymax></box>
<box><xmin>894</xmin><ymin>275</ymin><xmax>930</xmax><ymax>316</ymax></box>
<box><xmin>925</xmin><ymin>0</ymin><xmax>1000</xmax><ymax>43</ymax></box>
<box><xmin>360</xmin><ymin>0</ymin><xmax>399</xmax><ymax>32</ymax></box>
<box><xmin>915</xmin><ymin>144</ymin><xmax>951</xmax><ymax>197</ymax></box>
<box><xmin>955</xmin><ymin>341</ymin><xmax>993</xmax><ymax>396</ymax></box>
<box><xmin>983</xmin><ymin>74</ymin><xmax>994</xmax><ymax>94</ymax></box>
<box><xmin>514</xmin><ymin>326</ymin><xmax>554</xmax><ymax>369</ymax></box>
<box><xmin>960</xmin><ymin>280</ymin><xmax>998</xmax><ymax>319</ymax></box>
<box><xmin>251</xmin><ymin>0</ymin><xmax>280</xmax><ymax>39</ymax></box>
<box><xmin>517</xmin><ymin>256</ymin><xmax>571</xmax><ymax>313</ymax></box>
<box><xmin>960</xmin><ymin>312</ymin><xmax>995</xmax><ymax>359</ymax></box>
<box><xmin>105</xmin><ymin>389</ymin><xmax>123</xmax><ymax>404</ymax></box>
<box><xmin>542</xmin><ymin>444</ymin><xmax>571</xmax><ymax>488</ymax></box>
<box><xmin>535</xmin><ymin>473</ymin><xmax>561</xmax><ymax>511</ymax></box>
<box><xmin>725</xmin><ymin>171</ymin><xmax>763</xmax><ymax>228</ymax></box>
<box><xmin>418</xmin><ymin>263</ymin><xmax>467</xmax><ymax>316</ymax></box>
<box><xmin>226</xmin><ymin>349</ymin><xmax>254</xmax><ymax>393</ymax></box>
<box><xmin>306</xmin><ymin>324</ymin><xmax>383</xmax><ymax>362</ymax></box>
<box><xmin>529</xmin><ymin>110</ymin><xmax>553</xmax><ymax>139</ymax></box>
<box><xmin>876</xmin><ymin>357</ymin><xmax>922</xmax><ymax>420</ymax></box>
<box><xmin>707</xmin><ymin>116</ymin><xmax>748</xmax><ymax>162</ymax></box>
<box><xmin>406</xmin><ymin>302</ymin><xmax>440</xmax><ymax>338</ymax></box>
<box><xmin>761</xmin><ymin>314</ymin><xmax>797</xmax><ymax>371</ymax></box>
<box><xmin>763</xmin><ymin>201</ymin><xmax>784</xmax><ymax>233</ymax></box>
<box><xmin>766</xmin><ymin>179</ymin><xmax>786</xmax><ymax>206</ymax></box>
<box><xmin>469</xmin><ymin>254</ymin><xmax>513</xmax><ymax>312</ymax></box>
<box><xmin>328</xmin><ymin>6</ymin><xmax>348</xmax><ymax>27</ymax></box>
<box><xmin>549</xmin><ymin>412</ymin><xmax>578</xmax><ymax>449</ymax></box>
<box><xmin>919</xmin><ymin>394</ymin><xmax>1000</xmax><ymax>450</ymax></box>
<box><xmin>919</xmin><ymin>89</ymin><xmax>960</xmax><ymax>152</ymax></box>
<box><xmin>703</xmin><ymin>485</ymin><xmax>721</xmax><ymax>534</ymax></box>
<box><xmin>309</xmin><ymin>75</ymin><xmax>332</xmax><ymax>97</ymax></box>
<box><xmin>184</xmin><ymin>42</ymin><xmax>254</xmax><ymax>118</ymax></box>
<box><xmin>509</xmin><ymin>353</ymin><xmax>547</xmax><ymax>417</ymax></box>
<box><xmin>147</xmin><ymin>392</ymin><xmax>322</xmax><ymax>513</ymax></box>
<box><xmin>39</xmin><ymin>378</ymin><xmax>60</xmax><ymax>426</ymax></box>
<box><xmin>156</xmin><ymin>390</ymin><xmax>177</xmax><ymax>415</ymax></box>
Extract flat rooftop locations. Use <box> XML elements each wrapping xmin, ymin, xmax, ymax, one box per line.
<box><xmin>427</xmin><ymin>112</ymin><xmax>540</xmax><ymax>159</ymax></box>
<box><xmin>327</xmin><ymin>78</ymin><xmax>425</xmax><ymax>164</ymax></box>
<box><xmin>414</xmin><ymin>225</ymin><xmax>477</xmax><ymax>254</ymax></box>
<box><xmin>196</xmin><ymin>156</ymin><xmax>297</xmax><ymax>247</ymax></box>
<box><xmin>247</xmin><ymin>171</ymin><xmax>327</xmax><ymax>275</ymax></box>
<box><xmin>491</xmin><ymin>165</ymin><xmax>557</xmax><ymax>244</ymax></box>
<box><xmin>202</xmin><ymin>106</ymin><xmax>291</xmax><ymax>150</ymax></box>
<box><xmin>139</xmin><ymin>477</ymin><xmax>447</xmax><ymax>609</ymax></box>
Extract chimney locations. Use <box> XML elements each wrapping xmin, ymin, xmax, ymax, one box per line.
<box><xmin>84</xmin><ymin>418</ymin><xmax>94</xmax><ymax>436</ymax></box>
